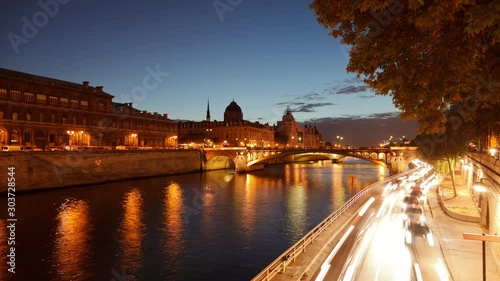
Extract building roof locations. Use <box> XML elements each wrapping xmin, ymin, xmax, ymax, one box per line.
<box><xmin>0</xmin><ymin>67</ymin><xmax>114</xmax><ymax>98</ymax></box>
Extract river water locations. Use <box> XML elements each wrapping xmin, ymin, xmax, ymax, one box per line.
<box><xmin>0</xmin><ymin>158</ymin><xmax>387</xmax><ymax>281</ymax></box>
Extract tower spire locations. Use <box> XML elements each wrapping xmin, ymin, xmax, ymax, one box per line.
<box><xmin>206</xmin><ymin>100</ymin><xmax>211</xmax><ymax>122</ymax></box>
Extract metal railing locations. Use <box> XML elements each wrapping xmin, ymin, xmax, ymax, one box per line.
<box><xmin>251</xmin><ymin>169</ymin><xmax>416</xmax><ymax>281</ymax></box>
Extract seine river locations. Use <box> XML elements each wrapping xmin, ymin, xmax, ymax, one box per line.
<box><xmin>0</xmin><ymin>158</ymin><xmax>387</xmax><ymax>281</ymax></box>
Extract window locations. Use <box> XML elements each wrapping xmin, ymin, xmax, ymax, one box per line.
<box><xmin>62</xmin><ymin>117</ymin><xmax>67</xmax><ymax>124</ymax></box>
<box><xmin>26</xmin><ymin>112</ymin><xmax>31</xmax><ymax>121</ymax></box>
<box><xmin>97</xmin><ymin>102</ymin><xmax>104</xmax><ymax>111</ymax></box>
<box><xmin>60</xmin><ymin>98</ymin><xmax>69</xmax><ymax>106</ymax></box>
<box><xmin>12</xmin><ymin>112</ymin><xmax>18</xmax><ymax>120</ymax></box>
<box><xmin>0</xmin><ymin>89</ymin><xmax>7</xmax><ymax>98</ymax></box>
<box><xmin>49</xmin><ymin>96</ymin><xmax>58</xmax><ymax>105</ymax></box>
<box><xmin>37</xmin><ymin>94</ymin><xmax>46</xmax><ymax>104</ymax></box>
<box><xmin>24</xmin><ymin>93</ymin><xmax>34</xmax><ymax>102</ymax></box>
<box><xmin>0</xmin><ymin>111</ymin><xmax>3</xmax><ymax>119</ymax></box>
<box><xmin>82</xmin><ymin>117</ymin><xmax>86</xmax><ymax>126</ymax></box>
<box><xmin>71</xmin><ymin>100</ymin><xmax>79</xmax><ymax>108</ymax></box>
<box><xmin>51</xmin><ymin>113</ymin><xmax>56</xmax><ymax>123</ymax></box>
<box><xmin>39</xmin><ymin>112</ymin><xmax>44</xmax><ymax>122</ymax></box>
<box><xmin>11</xmin><ymin>91</ymin><xmax>21</xmax><ymax>99</ymax></box>
<box><xmin>24</xmin><ymin>131</ymin><xmax>32</xmax><ymax>144</ymax></box>
<box><xmin>10</xmin><ymin>130</ymin><xmax>19</xmax><ymax>143</ymax></box>
<box><xmin>49</xmin><ymin>133</ymin><xmax>55</xmax><ymax>143</ymax></box>
<box><xmin>81</xmin><ymin>101</ymin><xmax>88</xmax><ymax>109</ymax></box>
<box><xmin>73</xmin><ymin>116</ymin><xmax>76</xmax><ymax>124</ymax></box>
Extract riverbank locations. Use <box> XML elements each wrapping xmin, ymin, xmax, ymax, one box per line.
<box><xmin>0</xmin><ymin>150</ymin><xmax>202</xmax><ymax>192</ymax></box>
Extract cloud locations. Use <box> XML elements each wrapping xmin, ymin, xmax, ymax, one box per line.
<box><xmin>335</xmin><ymin>85</ymin><xmax>370</xmax><ymax>94</ymax></box>
<box><xmin>276</xmin><ymin>101</ymin><xmax>335</xmax><ymax>112</ymax></box>
<box><xmin>293</xmin><ymin>102</ymin><xmax>335</xmax><ymax>112</ymax></box>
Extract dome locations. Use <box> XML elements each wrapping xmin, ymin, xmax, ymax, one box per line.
<box><xmin>224</xmin><ymin>100</ymin><xmax>243</xmax><ymax>122</ymax></box>
<box><xmin>282</xmin><ymin>108</ymin><xmax>295</xmax><ymax>122</ymax></box>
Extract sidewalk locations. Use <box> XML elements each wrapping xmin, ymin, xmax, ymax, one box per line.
<box><xmin>428</xmin><ymin>172</ymin><xmax>500</xmax><ymax>281</ymax></box>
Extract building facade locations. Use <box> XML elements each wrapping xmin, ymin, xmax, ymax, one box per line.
<box><xmin>179</xmin><ymin>100</ymin><xmax>275</xmax><ymax>147</ymax></box>
<box><xmin>275</xmin><ymin>108</ymin><xmax>323</xmax><ymax>148</ymax></box>
<box><xmin>179</xmin><ymin>101</ymin><xmax>323</xmax><ymax>149</ymax></box>
<box><xmin>0</xmin><ymin>68</ymin><xmax>178</xmax><ymax>149</ymax></box>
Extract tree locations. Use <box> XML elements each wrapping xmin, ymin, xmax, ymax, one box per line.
<box><xmin>310</xmin><ymin>0</ymin><xmax>500</xmax><ymax>134</ymax></box>
<box><xmin>416</xmin><ymin>105</ymin><xmax>474</xmax><ymax>196</ymax></box>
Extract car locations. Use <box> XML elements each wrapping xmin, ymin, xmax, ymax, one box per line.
<box><xmin>401</xmin><ymin>195</ymin><xmax>421</xmax><ymax>211</ymax></box>
<box><xmin>404</xmin><ymin>222</ymin><xmax>434</xmax><ymax>246</ymax></box>
<box><xmin>402</xmin><ymin>203</ymin><xmax>425</xmax><ymax>227</ymax></box>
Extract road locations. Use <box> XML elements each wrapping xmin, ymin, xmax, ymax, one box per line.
<box><xmin>312</xmin><ymin>167</ymin><xmax>453</xmax><ymax>281</ymax></box>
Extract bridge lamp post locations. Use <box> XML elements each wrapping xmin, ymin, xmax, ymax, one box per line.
<box><xmin>336</xmin><ymin>136</ymin><xmax>343</xmax><ymax>147</ymax></box>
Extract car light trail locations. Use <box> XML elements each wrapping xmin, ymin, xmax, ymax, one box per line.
<box><xmin>358</xmin><ymin>197</ymin><xmax>375</xmax><ymax>217</ymax></box>
<box><xmin>315</xmin><ymin>225</ymin><xmax>355</xmax><ymax>281</ymax></box>
<box><xmin>414</xmin><ymin>263</ymin><xmax>423</xmax><ymax>281</ymax></box>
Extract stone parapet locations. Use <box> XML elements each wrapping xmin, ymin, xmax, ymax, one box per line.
<box><xmin>0</xmin><ymin>150</ymin><xmax>202</xmax><ymax>192</ymax></box>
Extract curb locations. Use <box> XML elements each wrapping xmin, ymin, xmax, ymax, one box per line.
<box><xmin>436</xmin><ymin>186</ymin><xmax>480</xmax><ymax>223</ymax></box>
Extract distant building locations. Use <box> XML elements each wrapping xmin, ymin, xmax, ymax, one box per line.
<box><xmin>178</xmin><ymin>102</ymin><xmax>323</xmax><ymax>149</ymax></box>
<box><xmin>179</xmin><ymin>100</ymin><xmax>275</xmax><ymax>147</ymax></box>
<box><xmin>0</xmin><ymin>68</ymin><xmax>178</xmax><ymax>149</ymax></box>
<box><xmin>275</xmin><ymin>108</ymin><xmax>322</xmax><ymax>148</ymax></box>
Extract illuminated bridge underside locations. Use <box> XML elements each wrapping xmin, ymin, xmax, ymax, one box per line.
<box><xmin>203</xmin><ymin>147</ymin><xmax>418</xmax><ymax>174</ymax></box>
<box><xmin>247</xmin><ymin>149</ymin><xmax>390</xmax><ymax>167</ymax></box>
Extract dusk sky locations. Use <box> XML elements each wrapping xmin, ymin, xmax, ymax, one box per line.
<box><xmin>1</xmin><ymin>0</ymin><xmax>418</xmax><ymax>146</ymax></box>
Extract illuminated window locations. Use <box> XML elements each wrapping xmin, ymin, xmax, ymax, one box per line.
<box><xmin>0</xmin><ymin>89</ymin><xmax>7</xmax><ymax>98</ymax></box>
<box><xmin>49</xmin><ymin>96</ymin><xmax>58</xmax><ymax>105</ymax></box>
<box><xmin>37</xmin><ymin>94</ymin><xmax>46</xmax><ymax>103</ymax></box>
<box><xmin>60</xmin><ymin>98</ymin><xmax>69</xmax><ymax>106</ymax></box>
<box><xmin>24</xmin><ymin>93</ymin><xmax>34</xmax><ymax>102</ymax></box>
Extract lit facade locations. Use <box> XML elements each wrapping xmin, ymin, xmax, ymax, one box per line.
<box><xmin>0</xmin><ymin>68</ymin><xmax>178</xmax><ymax>149</ymax></box>
<box><xmin>179</xmin><ymin>100</ymin><xmax>275</xmax><ymax>147</ymax></box>
<box><xmin>275</xmin><ymin>108</ymin><xmax>323</xmax><ymax>148</ymax></box>
<box><xmin>178</xmin><ymin>102</ymin><xmax>323</xmax><ymax>149</ymax></box>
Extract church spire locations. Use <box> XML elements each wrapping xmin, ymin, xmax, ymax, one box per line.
<box><xmin>206</xmin><ymin>100</ymin><xmax>211</xmax><ymax>122</ymax></box>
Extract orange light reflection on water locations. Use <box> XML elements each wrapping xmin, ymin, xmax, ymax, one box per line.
<box><xmin>117</xmin><ymin>188</ymin><xmax>145</xmax><ymax>276</ymax></box>
<box><xmin>53</xmin><ymin>199</ymin><xmax>92</xmax><ymax>281</ymax></box>
<box><xmin>162</xmin><ymin>182</ymin><xmax>185</xmax><ymax>269</ymax></box>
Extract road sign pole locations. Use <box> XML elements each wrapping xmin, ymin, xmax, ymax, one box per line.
<box><xmin>463</xmin><ymin>232</ymin><xmax>500</xmax><ymax>281</ymax></box>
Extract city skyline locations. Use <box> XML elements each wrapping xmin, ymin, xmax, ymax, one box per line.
<box><xmin>1</xmin><ymin>0</ymin><xmax>418</xmax><ymax>146</ymax></box>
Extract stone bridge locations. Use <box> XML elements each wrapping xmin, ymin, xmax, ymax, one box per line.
<box><xmin>202</xmin><ymin>147</ymin><xmax>419</xmax><ymax>174</ymax></box>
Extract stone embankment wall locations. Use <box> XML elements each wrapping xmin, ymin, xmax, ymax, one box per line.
<box><xmin>0</xmin><ymin>150</ymin><xmax>202</xmax><ymax>192</ymax></box>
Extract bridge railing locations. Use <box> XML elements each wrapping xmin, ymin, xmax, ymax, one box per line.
<box><xmin>250</xmin><ymin>168</ymin><xmax>417</xmax><ymax>281</ymax></box>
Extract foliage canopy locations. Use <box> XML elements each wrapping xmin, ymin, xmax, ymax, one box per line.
<box><xmin>310</xmin><ymin>0</ymin><xmax>500</xmax><ymax>134</ymax></box>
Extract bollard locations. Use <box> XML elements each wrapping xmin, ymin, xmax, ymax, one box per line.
<box><xmin>282</xmin><ymin>254</ymin><xmax>290</xmax><ymax>273</ymax></box>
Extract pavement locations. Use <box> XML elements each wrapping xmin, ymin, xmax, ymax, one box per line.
<box><xmin>429</xmin><ymin>182</ymin><xmax>500</xmax><ymax>281</ymax></box>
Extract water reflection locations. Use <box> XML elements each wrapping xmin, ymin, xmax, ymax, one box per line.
<box><xmin>117</xmin><ymin>188</ymin><xmax>144</xmax><ymax>277</ymax></box>
<box><xmin>53</xmin><ymin>198</ymin><xmax>92</xmax><ymax>281</ymax></box>
<box><xmin>285</xmin><ymin>183</ymin><xmax>307</xmax><ymax>243</ymax></box>
<box><xmin>332</xmin><ymin>163</ymin><xmax>346</xmax><ymax>209</ymax></box>
<box><xmin>162</xmin><ymin>182</ymin><xmax>185</xmax><ymax>275</ymax></box>
<box><xmin>239</xmin><ymin>174</ymin><xmax>257</xmax><ymax>242</ymax></box>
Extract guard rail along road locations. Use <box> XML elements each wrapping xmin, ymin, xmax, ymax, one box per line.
<box><xmin>251</xmin><ymin>168</ymin><xmax>417</xmax><ymax>281</ymax></box>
